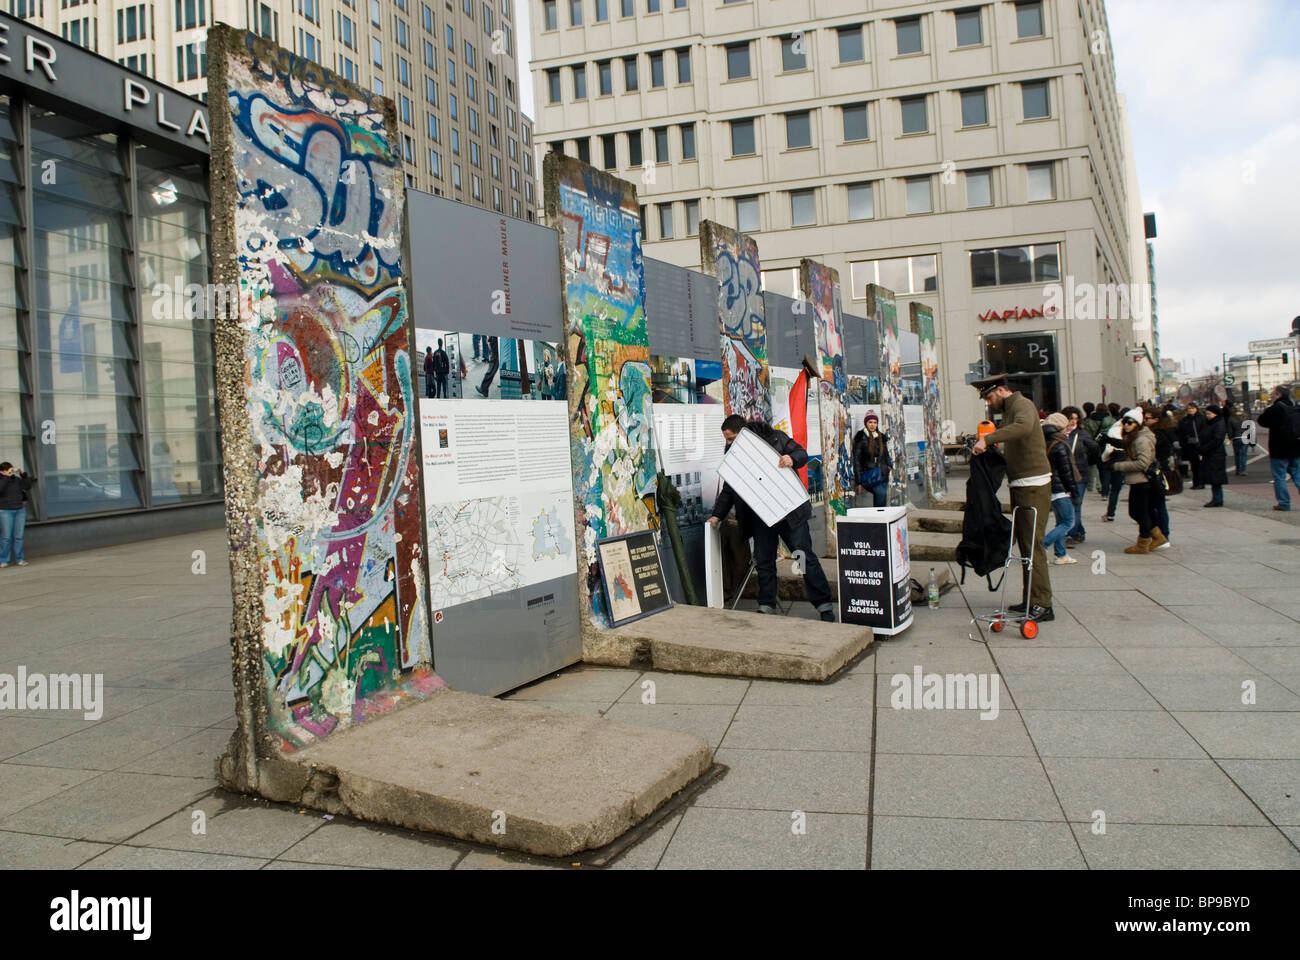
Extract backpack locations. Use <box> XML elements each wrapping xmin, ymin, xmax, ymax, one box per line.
<box><xmin>956</xmin><ymin>447</ymin><xmax>1013</xmax><ymax>590</ymax></box>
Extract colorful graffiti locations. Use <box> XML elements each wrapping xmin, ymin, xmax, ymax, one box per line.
<box><xmin>700</xmin><ymin>221</ymin><xmax>771</xmax><ymax>422</ymax></box>
<box><xmin>544</xmin><ymin>154</ymin><xmax>658</xmax><ymax>628</ymax></box>
<box><xmin>801</xmin><ymin>259</ymin><xmax>852</xmax><ymax>543</ymax></box>
<box><xmin>910</xmin><ymin>303</ymin><xmax>948</xmax><ymax>502</ymax></box>
<box><xmin>867</xmin><ymin>284</ymin><xmax>907</xmax><ymax>507</ymax></box>
<box><xmin>216</xmin><ymin>33</ymin><xmax>440</xmax><ymax>749</ymax></box>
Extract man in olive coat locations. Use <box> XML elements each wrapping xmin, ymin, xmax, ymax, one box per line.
<box><xmin>970</xmin><ymin>375</ymin><xmax>1054</xmax><ymax>621</ymax></box>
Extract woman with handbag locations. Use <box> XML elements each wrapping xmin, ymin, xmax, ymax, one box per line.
<box><xmin>1109</xmin><ymin>408</ymin><xmax>1158</xmax><ymax>554</ymax></box>
<box><xmin>1143</xmin><ymin>408</ymin><xmax>1174</xmax><ymax>549</ymax></box>
<box><xmin>852</xmin><ymin>412</ymin><xmax>891</xmax><ymax>507</ymax></box>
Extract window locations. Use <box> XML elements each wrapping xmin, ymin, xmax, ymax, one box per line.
<box><xmin>468</xmin><ymin>108</ymin><xmax>479</xmax><ymax>133</ymax></box>
<box><xmin>575</xmin><ymin>138</ymin><xmax>590</xmax><ymax>163</ymax></box>
<box><xmin>966</xmin><ymin>169</ymin><xmax>992</xmax><ymax>207</ymax></box>
<box><xmin>489</xmin><ymin>125</ymin><xmax>499</xmax><ymax>148</ymax></box>
<box><xmin>464</xmin><ymin>41</ymin><xmax>475</xmax><ymax>68</ymax></box>
<box><xmin>547</xmin><ymin>68</ymin><xmax>561</xmax><ymax>103</ymax></box>
<box><xmin>1026</xmin><ymin>162</ymin><xmax>1055</xmax><ymax>201</ymax></box>
<box><xmin>684</xmin><ymin>199</ymin><xmax>700</xmax><ymax>236</ymax></box>
<box><xmin>647</xmin><ymin>0</ymin><xmax>659</xmax><ymax>11</ymax></box>
<box><xmin>627</xmin><ymin>130</ymin><xmax>642</xmax><ymax>167</ymax></box>
<box><xmin>449</xmin><ymin>93</ymin><xmax>457</xmax><ymax>119</ymax></box>
<box><xmin>730</xmin><ymin>118</ymin><xmax>755</xmax><ymax>156</ymax></box>
<box><xmin>426</xmin><ymin>76</ymin><xmax>439</xmax><ymax>105</ymax></box>
<box><xmin>572</xmin><ymin>64</ymin><xmax>586</xmax><ymax>99</ymax></box>
<box><xmin>900</xmin><ymin>96</ymin><xmax>928</xmax><ymax>134</ymax></box>
<box><xmin>960</xmin><ymin>88</ymin><xmax>987</xmax><ymax>127</ymax></box>
<box><xmin>373</xmin><ymin>76</ymin><xmax>383</xmax><ymax>94</ymax></box>
<box><xmin>339</xmin><ymin>13</ymin><xmax>357</xmax><ymax>49</ymax></box>
<box><xmin>654</xmin><ymin>126</ymin><xmax>670</xmax><ymax>162</ymax></box>
<box><xmin>595</xmin><ymin>0</ymin><xmax>608</xmax><ymax>21</ymax></box>
<box><xmin>371</xmin><ymin>0</ymin><xmax>381</xmax><ymax>24</ymax></box>
<box><xmin>1016</xmin><ymin>1</ymin><xmax>1044</xmax><ymax>38</ymax></box>
<box><xmin>472</xmin><ymin>174</ymin><xmax>482</xmax><ymax>201</ymax></box>
<box><xmin>403</xmin><ymin>134</ymin><xmax>415</xmax><ymax>163</ymax></box>
<box><xmin>781</xmin><ymin>34</ymin><xmax>806</xmax><ymax>71</ymax></box>
<box><xmin>624</xmin><ymin>56</ymin><xmax>638</xmax><ymax>91</ymax></box>
<box><xmin>658</xmin><ymin>204</ymin><xmax>673</xmax><ymax>239</ymax></box>
<box><xmin>422</xmin><ymin>3</ymin><xmax>432</xmax><ymax>31</ymax></box>
<box><xmin>735</xmin><ymin>195</ymin><xmax>759</xmax><ymax>232</ymax></box>
<box><xmin>569</xmin><ymin>0</ymin><xmax>581</xmax><ymax>26</ymax></box>
<box><xmin>1021</xmin><ymin>80</ymin><xmax>1050</xmax><ymax>119</ymax></box>
<box><xmin>842</xmin><ymin>103</ymin><xmax>868</xmax><ymax>141</ymax></box>
<box><xmin>790</xmin><ymin>189</ymin><xmax>815</xmax><ymax>226</ymax></box>
<box><xmin>428</xmin><ymin>113</ymin><xmax>440</xmax><ymax>141</ymax></box>
<box><xmin>398</xmin><ymin>94</ymin><xmax>412</xmax><ymax>125</ymax></box>
<box><xmin>895</xmin><ymin>17</ymin><xmax>922</xmax><ymax>55</ymax></box>
<box><xmin>955</xmin><ymin>7</ymin><xmax>982</xmax><ymax>46</ymax></box>
<box><xmin>905</xmin><ymin>176</ymin><xmax>931</xmax><ymax>214</ymax></box>
<box><xmin>649</xmin><ymin>52</ymin><xmax>665</xmax><ymax>87</ymax></box>
<box><xmin>430</xmin><ymin>149</ymin><xmax>442</xmax><ymax>177</ymax></box>
<box><xmin>176</xmin><ymin>0</ymin><xmax>207</xmax><ymax>30</ymax></box>
<box><xmin>838</xmin><ymin>25</ymin><xmax>864</xmax><ymax>63</ymax></box>
<box><xmin>969</xmin><ymin>243</ymin><xmax>1059</xmax><ymax>287</ymax></box>
<box><xmin>448</xmin><ymin>59</ymin><xmax>456</xmax><ymax>84</ymax></box>
<box><xmin>451</xmin><ymin>129</ymin><xmax>460</xmax><ymax>154</ymax></box>
<box><xmin>847</xmin><ymin>182</ymin><xmax>873</xmax><ymax>220</ymax></box>
<box><xmin>785</xmin><ymin>112</ymin><xmax>811</xmax><ymax>149</ymax></box>
<box><xmin>117</xmin><ymin>4</ymin><xmax>146</xmax><ymax>42</ymax></box>
<box><xmin>491</xmin><ymin>154</ymin><xmax>500</xmax><ymax>178</ymax></box>
<box><xmin>676</xmin><ymin>47</ymin><xmax>691</xmax><ymax>83</ymax></box>
<box><xmin>453</xmin><ymin>163</ymin><xmax>462</xmax><ymax>189</ymax></box>
<box><xmin>620</xmin><ymin>0</ymin><xmax>633</xmax><ymax>14</ymax></box>
<box><xmin>484</xmin><ymin>4</ymin><xmax>493</xmax><ymax>32</ymax></box>
<box><xmin>372</xmin><ymin>36</ymin><xmax>383</xmax><ymax>65</ymax></box>
<box><xmin>395</xmin><ymin>17</ymin><xmax>409</xmax><ymax>48</ymax></box>
<box><xmin>424</xmin><ymin>39</ymin><xmax>435</xmax><ymax>67</ymax></box>
<box><xmin>542</xmin><ymin>0</ymin><xmax>556</xmax><ymax>30</ymax></box>
<box><xmin>446</xmin><ymin>24</ymin><xmax>454</xmax><ymax>49</ymax></box>
<box><xmin>601</xmin><ymin>134</ymin><xmax>617</xmax><ymax>170</ymax></box>
<box><xmin>680</xmin><ymin>123</ymin><xmax>696</xmax><ymax>160</ymax></box>
<box><xmin>726</xmin><ymin>42</ymin><xmax>750</xmax><ymax>79</ymax></box>
<box><xmin>396</xmin><ymin>54</ymin><xmax>411</xmax><ymax>87</ymax></box>
<box><xmin>176</xmin><ymin>41</ymin><xmax>207</xmax><ymax>79</ymax></box>
<box><xmin>598</xmin><ymin>60</ymin><xmax>613</xmax><ymax>95</ymax></box>
<box><xmin>851</xmin><ymin>255</ymin><xmax>938</xmax><ymax>297</ymax></box>
<box><xmin>488</xmin><ymin>91</ymin><xmax>497</xmax><ymax>115</ymax></box>
<box><xmin>493</xmin><ymin>186</ymin><xmax>502</xmax><ymax>211</ymax></box>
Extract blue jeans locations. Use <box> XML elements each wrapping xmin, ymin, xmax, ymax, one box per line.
<box><xmin>1233</xmin><ymin>444</ymin><xmax>1248</xmax><ymax>473</ymax></box>
<box><xmin>0</xmin><ymin>508</ymin><xmax>25</xmax><ymax>563</ymax></box>
<box><xmin>1210</xmin><ymin>484</ymin><xmax>1224</xmax><ymax>505</ymax></box>
<box><xmin>1068</xmin><ymin>480</ymin><xmax>1088</xmax><ymax>538</ymax></box>
<box><xmin>1043</xmin><ymin>497</ymin><xmax>1074</xmax><ymax>558</ymax></box>
<box><xmin>857</xmin><ymin>482</ymin><xmax>888</xmax><ymax>507</ymax></box>
<box><xmin>1103</xmin><ymin>467</ymin><xmax>1124</xmax><ymax>517</ymax></box>
<box><xmin>1271</xmin><ymin>457</ymin><xmax>1300</xmax><ymax>509</ymax></box>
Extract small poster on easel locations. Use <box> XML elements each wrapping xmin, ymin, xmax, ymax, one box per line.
<box><xmin>596</xmin><ymin>531</ymin><xmax>672</xmax><ymax>626</ymax></box>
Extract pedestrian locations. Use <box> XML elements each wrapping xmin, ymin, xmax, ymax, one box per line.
<box><xmin>1107</xmin><ymin>409</ymin><xmax>1157</xmax><ymax>554</ymax></box>
<box><xmin>1143</xmin><ymin>407</ymin><xmax>1174</xmax><ymax>548</ymax></box>
<box><xmin>475</xmin><ymin>335</ymin><xmax>499</xmax><ymax>398</ymax></box>
<box><xmin>1061</xmin><ymin>406</ymin><xmax>1099</xmax><ymax>546</ymax></box>
<box><xmin>708</xmin><ymin>415</ymin><xmax>836</xmax><ymax>621</ymax></box>
<box><xmin>1227</xmin><ymin>405</ymin><xmax>1248</xmax><ymax>476</ymax></box>
<box><xmin>423</xmin><ymin>345</ymin><xmax>436</xmax><ymax>398</ymax></box>
<box><xmin>1256</xmin><ymin>385</ymin><xmax>1300</xmax><ymax>511</ymax></box>
<box><xmin>969</xmin><ymin>374</ymin><xmax>1054</xmax><ymax>622</ymax></box>
<box><xmin>432</xmin><ymin>338</ymin><xmax>450</xmax><ymax>398</ymax></box>
<box><xmin>1200</xmin><ymin>405</ymin><xmax>1229</xmax><ymax>507</ymax></box>
<box><xmin>1178</xmin><ymin>400</ymin><xmax>1206</xmax><ymax>489</ymax></box>
<box><xmin>0</xmin><ymin>461</ymin><xmax>33</xmax><ymax>567</ymax></box>
<box><xmin>851</xmin><ymin>412</ymin><xmax>891</xmax><ymax>507</ymax></box>
<box><xmin>1042</xmin><ymin>413</ymin><xmax>1079</xmax><ymax>565</ymax></box>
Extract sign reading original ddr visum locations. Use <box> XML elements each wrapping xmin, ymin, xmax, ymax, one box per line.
<box><xmin>836</xmin><ymin>508</ymin><xmax>912</xmax><ymax>635</ymax></box>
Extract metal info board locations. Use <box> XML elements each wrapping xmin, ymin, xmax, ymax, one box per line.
<box><xmin>716</xmin><ymin>427</ymin><xmax>810</xmax><ymax>528</ymax></box>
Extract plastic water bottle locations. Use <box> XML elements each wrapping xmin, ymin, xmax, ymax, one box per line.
<box><xmin>927</xmin><ymin>568</ymin><xmax>940</xmax><ymax>610</ymax></box>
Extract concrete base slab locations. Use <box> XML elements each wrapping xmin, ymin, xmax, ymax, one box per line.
<box><xmin>218</xmin><ymin>691</ymin><xmax>711</xmax><ymax>858</ymax></box>
<box><xmin>909</xmin><ymin>531</ymin><xmax>960</xmax><ymax>561</ymax></box>
<box><xmin>929</xmin><ymin>499</ymin><xmax>1011</xmax><ymax>514</ymax></box>
<box><xmin>910</xmin><ymin>508</ymin><xmax>963</xmax><ymax>533</ymax></box>
<box><xmin>592</xmin><ymin>605</ymin><xmax>872</xmax><ymax>681</ymax></box>
<box><xmin>742</xmin><ymin>557</ymin><xmax>838</xmax><ymax>601</ymax></box>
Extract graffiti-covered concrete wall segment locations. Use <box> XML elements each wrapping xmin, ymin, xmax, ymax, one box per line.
<box><xmin>801</xmin><ymin>259</ymin><xmax>851</xmax><ymax>546</ymax></box>
<box><xmin>699</xmin><ymin>220</ymin><xmax>771</xmax><ymax>422</ymax></box>
<box><xmin>910</xmin><ymin>303</ymin><xmax>948</xmax><ymax>502</ymax></box>
<box><xmin>210</xmin><ymin>27</ymin><xmax>441</xmax><ymax>758</ymax></box>
<box><xmin>867</xmin><ymin>284</ymin><xmax>907</xmax><ymax>507</ymax></box>
<box><xmin>543</xmin><ymin>154</ymin><xmax>658</xmax><ymax>632</ymax></box>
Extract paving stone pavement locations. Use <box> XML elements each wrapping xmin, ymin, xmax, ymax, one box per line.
<box><xmin>1</xmin><ymin>489</ymin><xmax>1297</xmax><ymax>870</ymax></box>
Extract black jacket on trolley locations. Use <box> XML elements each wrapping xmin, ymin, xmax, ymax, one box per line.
<box><xmin>711</xmin><ymin>422</ymin><xmax>811</xmax><ymax>538</ymax></box>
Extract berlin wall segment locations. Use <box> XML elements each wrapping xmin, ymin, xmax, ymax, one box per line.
<box><xmin>699</xmin><ymin>220</ymin><xmax>772</xmax><ymax>423</ymax></box>
<box><xmin>865</xmin><ymin>283</ymin><xmax>907</xmax><ymax>509</ymax></box>
<box><xmin>801</xmin><ymin>259</ymin><xmax>853</xmax><ymax>549</ymax></box>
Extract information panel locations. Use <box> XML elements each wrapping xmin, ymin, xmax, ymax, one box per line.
<box><xmin>645</xmin><ymin>256</ymin><xmax>719</xmax><ymax>363</ymax></box>
<box><xmin>596</xmin><ymin>531</ymin><xmax>671</xmax><ymax>626</ymax></box>
<box><xmin>836</xmin><ymin>508</ymin><xmax>913</xmax><ymax>635</ymax></box>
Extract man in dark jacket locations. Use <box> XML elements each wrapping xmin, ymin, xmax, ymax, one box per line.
<box><xmin>1042</xmin><ymin>413</ymin><xmax>1079</xmax><ymax>564</ymax></box>
<box><xmin>1258</xmin><ymin>386</ymin><xmax>1300</xmax><ymax>510</ymax></box>
<box><xmin>1061</xmin><ymin>406</ymin><xmax>1100</xmax><ymax>545</ymax></box>
<box><xmin>708</xmin><ymin>415</ymin><xmax>836</xmax><ymax>621</ymax></box>
<box><xmin>1178</xmin><ymin>401</ymin><xmax>1206</xmax><ymax>489</ymax></box>
<box><xmin>1200</xmin><ymin>405</ymin><xmax>1230</xmax><ymax>507</ymax></box>
<box><xmin>0</xmin><ymin>461</ymin><xmax>33</xmax><ymax>567</ymax></box>
<box><xmin>431</xmin><ymin>338</ymin><xmax>450</xmax><ymax>398</ymax></box>
<box><xmin>970</xmin><ymin>375</ymin><xmax>1054</xmax><ymax>621</ymax></box>
<box><xmin>422</xmin><ymin>346</ymin><xmax>436</xmax><ymax>398</ymax></box>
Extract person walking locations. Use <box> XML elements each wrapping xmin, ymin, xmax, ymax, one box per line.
<box><xmin>1257</xmin><ymin>386</ymin><xmax>1300</xmax><ymax>510</ymax></box>
<box><xmin>970</xmin><ymin>374</ymin><xmax>1055</xmax><ymax>622</ymax></box>
<box><xmin>422</xmin><ymin>346</ymin><xmax>436</xmax><ymax>398</ymax></box>
<box><xmin>1042</xmin><ymin>413</ymin><xmax>1079</xmax><ymax>565</ymax></box>
<box><xmin>1061</xmin><ymin>406</ymin><xmax>1100</xmax><ymax>546</ymax></box>
<box><xmin>1228</xmin><ymin>405</ymin><xmax>1248</xmax><ymax>476</ymax></box>
<box><xmin>1144</xmin><ymin>407</ymin><xmax>1174</xmax><ymax>548</ymax></box>
<box><xmin>432</xmin><ymin>338</ymin><xmax>450</xmax><ymax>398</ymax></box>
<box><xmin>475</xmin><ymin>335</ymin><xmax>499</xmax><ymax>398</ymax></box>
<box><xmin>1179</xmin><ymin>401</ymin><xmax>1206</xmax><ymax>490</ymax></box>
<box><xmin>1200</xmin><ymin>405</ymin><xmax>1230</xmax><ymax>507</ymax></box>
<box><xmin>1108</xmin><ymin>409</ymin><xmax>1157</xmax><ymax>554</ymax></box>
<box><xmin>0</xmin><ymin>461</ymin><xmax>33</xmax><ymax>567</ymax></box>
<box><xmin>851</xmin><ymin>412</ymin><xmax>891</xmax><ymax>507</ymax></box>
<box><xmin>1099</xmin><ymin>412</ymin><xmax>1126</xmax><ymax>521</ymax></box>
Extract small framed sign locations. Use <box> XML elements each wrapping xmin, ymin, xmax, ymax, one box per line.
<box><xmin>596</xmin><ymin>530</ymin><xmax>672</xmax><ymax>627</ymax></box>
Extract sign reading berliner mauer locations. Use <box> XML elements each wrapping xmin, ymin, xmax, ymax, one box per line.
<box><xmin>836</xmin><ymin>510</ymin><xmax>913</xmax><ymax>635</ymax></box>
<box><xmin>596</xmin><ymin>531</ymin><xmax>671</xmax><ymax>626</ymax></box>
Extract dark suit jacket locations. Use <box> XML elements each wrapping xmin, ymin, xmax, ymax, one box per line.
<box><xmin>711</xmin><ymin>422</ymin><xmax>812</xmax><ymax>535</ymax></box>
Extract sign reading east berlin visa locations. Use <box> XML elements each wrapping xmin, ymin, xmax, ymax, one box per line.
<box><xmin>836</xmin><ymin>510</ymin><xmax>912</xmax><ymax>635</ymax></box>
<box><xmin>596</xmin><ymin>531</ymin><xmax>671</xmax><ymax>626</ymax></box>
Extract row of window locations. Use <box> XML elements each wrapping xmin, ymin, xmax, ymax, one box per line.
<box><xmin>541</xmin><ymin>0</ymin><xmax>687</xmax><ymax>30</ymax></box>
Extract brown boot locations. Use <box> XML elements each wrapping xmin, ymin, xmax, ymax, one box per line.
<box><xmin>1149</xmin><ymin>527</ymin><xmax>1168</xmax><ymax>550</ymax></box>
<box><xmin>1124</xmin><ymin>537</ymin><xmax>1152</xmax><ymax>554</ymax></box>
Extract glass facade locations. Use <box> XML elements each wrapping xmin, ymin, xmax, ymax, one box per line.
<box><xmin>1</xmin><ymin>94</ymin><xmax>219</xmax><ymax>523</ymax></box>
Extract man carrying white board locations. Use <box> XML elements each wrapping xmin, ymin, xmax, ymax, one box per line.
<box><xmin>708</xmin><ymin>414</ymin><xmax>836</xmax><ymax>622</ymax></box>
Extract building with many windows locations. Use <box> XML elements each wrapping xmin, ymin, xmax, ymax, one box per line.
<box><xmin>7</xmin><ymin>0</ymin><xmax>537</xmax><ymax>218</ymax></box>
<box><xmin>530</xmin><ymin>0</ymin><xmax>1153</xmax><ymax>425</ymax></box>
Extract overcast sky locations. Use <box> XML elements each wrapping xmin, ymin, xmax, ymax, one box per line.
<box><xmin>517</xmin><ymin>1</ymin><xmax>1300</xmax><ymax>372</ymax></box>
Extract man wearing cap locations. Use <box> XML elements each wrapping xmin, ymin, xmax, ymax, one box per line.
<box><xmin>969</xmin><ymin>374</ymin><xmax>1054</xmax><ymax>622</ymax></box>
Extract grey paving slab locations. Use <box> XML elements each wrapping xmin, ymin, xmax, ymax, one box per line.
<box><xmin>698</xmin><ymin>748</ymin><xmax>871</xmax><ymax>813</ymax></box>
<box><xmin>0</xmin><ymin>830</ymin><xmax>112</xmax><ymax>870</ymax></box>
<box><xmin>1139</xmin><ymin>675</ymin><xmax>1300</xmax><ymax>712</ymax></box>
<box><xmin>7</xmin><ymin>712</ymin><xmax>210</xmax><ymax>771</ymax></box>
<box><xmin>991</xmin><ymin>648</ymin><xmax>1128</xmax><ymax>677</ymax></box>
<box><xmin>455</xmin><ymin>850</ymin><xmax>565</xmax><ymax>870</ymax></box>
<box><xmin>1020</xmin><ymin>710</ymin><xmax>1207</xmax><ymax>759</ymax></box>
<box><xmin>613</xmin><ymin>672</ymin><xmax>750</xmax><ymax>706</ymax></box>
<box><xmin>1233</xmin><ymin>647</ymin><xmax>1300</xmax><ymax>677</ymax></box>
<box><xmin>600</xmin><ymin>702</ymin><xmax>738</xmax><ymax>750</ymax></box>
<box><xmin>871</xmin><ymin>816</ymin><xmax>1086</xmax><ymax>869</ymax></box>
<box><xmin>77</xmin><ymin>845</ymin><xmax>267</xmax><ymax>870</ymax></box>
<box><xmin>0</xmin><ymin>717</ymin><xmax>100</xmax><ymax>761</ymax></box>
<box><xmin>1172</xmin><ymin>712</ymin><xmax>1300</xmax><ymax>759</ymax></box>
<box><xmin>502</xmin><ymin>666</ymin><xmax>641</xmax><ymax>702</ymax></box>
<box><xmin>262</xmin><ymin>860</ymin><xmax>371</xmax><ymax>870</ymax></box>
<box><xmin>657</xmin><ymin>807</ymin><xmax>868</xmax><ymax>870</ymax></box>
<box><xmin>0</xmin><ymin>763</ymin><xmax>101</xmax><ymax>819</ymax></box>
<box><xmin>115</xmin><ymin>660</ymin><xmax>241</xmax><ymax>691</ymax></box>
<box><xmin>720</xmin><ymin>704</ymin><xmax>872</xmax><ymax>752</ymax></box>
<box><xmin>1217</xmin><ymin>760</ymin><xmax>1300</xmax><ymax>826</ymax></box>
<box><xmin>118</xmin><ymin>726</ymin><xmax>237</xmax><ymax>778</ymax></box>
<box><xmin>872</xmin><ymin>754</ymin><xmax>1063</xmax><ymax>821</ymax></box>
<box><xmin>1043</xmin><ymin>758</ymin><xmax>1269</xmax><ymax>826</ymax></box>
<box><xmin>999</xmin><ymin>674</ymin><xmax>1161</xmax><ymax>711</ymax></box>
<box><xmin>1109</xmin><ymin>647</ymin><xmax>1258</xmax><ymax>678</ymax></box>
<box><xmin>741</xmin><ymin>676</ymin><xmax>874</xmax><ymax>708</ymax></box>
<box><xmin>276</xmin><ymin>819</ymin><xmax>466</xmax><ymax>869</ymax></box>
<box><xmin>607</xmin><ymin>811</ymin><xmax>682</xmax><ymax>870</ymax></box>
<box><xmin>0</xmin><ymin>771</ymin><xmax>213</xmax><ymax>842</ymax></box>
<box><xmin>876</xmin><ymin>704</ymin><xmax>1034</xmax><ymax>757</ymax></box>
<box><xmin>1071</xmin><ymin>823</ymin><xmax>1300</xmax><ymax>869</ymax></box>
<box><xmin>496</xmin><ymin>700</ymin><xmax>611</xmax><ymax>718</ymax></box>
<box><xmin>126</xmin><ymin>799</ymin><xmax>327</xmax><ymax>858</ymax></box>
<box><xmin>867</xmin><ymin>642</ymin><xmax>997</xmax><ymax>674</ymax></box>
<box><xmin>1192</xmin><ymin>621</ymin><xmax>1300</xmax><ymax>645</ymax></box>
